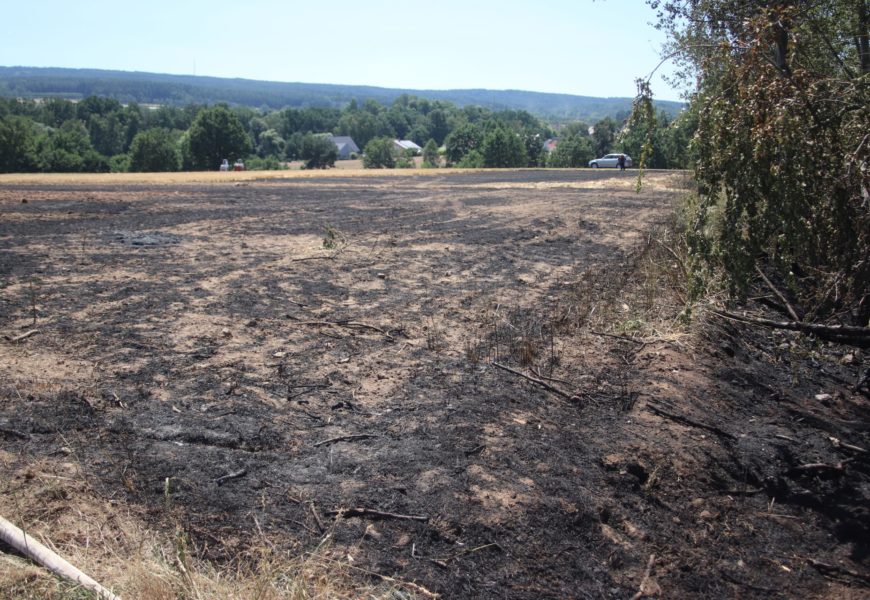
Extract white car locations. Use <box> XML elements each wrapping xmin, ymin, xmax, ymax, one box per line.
<box><xmin>589</xmin><ymin>154</ymin><xmax>632</xmax><ymax>168</ymax></box>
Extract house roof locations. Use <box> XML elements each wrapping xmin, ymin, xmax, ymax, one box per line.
<box><xmin>329</xmin><ymin>136</ymin><xmax>360</xmax><ymax>153</ymax></box>
<box><xmin>394</xmin><ymin>140</ymin><xmax>422</xmax><ymax>151</ymax></box>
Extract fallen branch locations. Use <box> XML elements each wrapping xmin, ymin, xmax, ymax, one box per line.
<box><xmin>0</xmin><ymin>515</ymin><xmax>120</xmax><ymax>600</ymax></box>
<box><xmin>297</xmin><ymin>320</ymin><xmax>394</xmax><ymax>341</ymax></box>
<box><xmin>215</xmin><ymin>469</ymin><xmax>247</xmax><ymax>486</ymax></box>
<box><xmin>309</xmin><ymin>502</ymin><xmax>325</xmax><ymax>533</ymax></box>
<box><xmin>630</xmin><ymin>553</ymin><xmax>658</xmax><ymax>600</ymax></box>
<box><xmin>327</xmin><ymin>508</ymin><xmax>429</xmax><ymax>522</ymax></box>
<box><xmin>806</xmin><ymin>558</ymin><xmax>870</xmax><ymax>583</ymax></box>
<box><xmin>491</xmin><ymin>361</ymin><xmax>580</xmax><ymax>403</ymax></box>
<box><xmin>6</xmin><ymin>330</ymin><xmax>39</xmax><ymax>343</ymax></box>
<box><xmin>589</xmin><ymin>330</ymin><xmax>646</xmax><ymax>345</ymax></box>
<box><xmin>755</xmin><ymin>265</ymin><xmax>801</xmax><ymax>322</ymax></box>
<box><xmin>829</xmin><ymin>436</ymin><xmax>867</xmax><ymax>454</ymax></box>
<box><xmin>709</xmin><ymin>309</ymin><xmax>870</xmax><ymax>346</ymax></box>
<box><xmin>530</xmin><ymin>366</ymin><xmax>571</xmax><ymax>385</ymax></box>
<box><xmin>313</xmin><ymin>433</ymin><xmax>378</xmax><ymax>447</ymax></box>
<box><xmin>291</xmin><ymin>254</ymin><xmax>335</xmax><ymax>262</ymax></box>
<box><xmin>646</xmin><ymin>404</ymin><xmax>736</xmax><ymax>440</ymax></box>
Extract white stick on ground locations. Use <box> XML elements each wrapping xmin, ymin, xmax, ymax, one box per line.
<box><xmin>0</xmin><ymin>515</ymin><xmax>120</xmax><ymax>600</ymax></box>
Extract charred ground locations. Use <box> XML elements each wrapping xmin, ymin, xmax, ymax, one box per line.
<box><xmin>0</xmin><ymin>170</ymin><xmax>868</xmax><ymax>598</ymax></box>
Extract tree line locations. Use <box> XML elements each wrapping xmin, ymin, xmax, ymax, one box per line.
<box><xmin>0</xmin><ymin>92</ymin><xmax>696</xmax><ymax>173</ymax></box>
<box><xmin>642</xmin><ymin>0</ymin><xmax>868</xmax><ymax>325</ymax></box>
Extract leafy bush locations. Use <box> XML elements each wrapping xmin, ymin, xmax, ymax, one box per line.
<box><xmin>129</xmin><ymin>128</ymin><xmax>180</xmax><ymax>172</ymax></box>
<box><xmin>456</xmin><ymin>149</ymin><xmax>484</xmax><ymax>168</ymax></box>
<box><xmin>422</xmin><ymin>139</ymin><xmax>440</xmax><ymax>168</ymax></box>
<box><xmin>300</xmin><ymin>134</ymin><xmax>337</xmax><ymax>169</ymax></box>
<box><xmin>647</xmin><ymin>1</ymin><xmax>870</xmax><ymax>323</ymax></box>
<box><xmin>244</xmin><ymin>155</ymin><xmax>284</xmax><ymax>171</ymax></box>
<box><xmin>362</xmin><ymin>137</ymin><xmax>395</xmax><ymax>168</ymax></box>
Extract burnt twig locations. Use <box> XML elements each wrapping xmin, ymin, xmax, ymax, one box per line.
<box><xmin>313</xmin><ymin>433</ymin><xmax>379</xmax><ymax>447</ymax></box>
<box><xmin>646</xmin><ymin>404</ymin><xmax>736</xmax><ymax>440</ymax></box>
<box><xmin>310</xmin><ymin>502</ymin><xmax>325</xmax><ymax>533</ymax></box>
<box><xmin>215</xmin><ymin>469</ymin><xmax>247</xmax><ymax>486</ymax></box>
<box><xmin>491</xmin><ymin>361</ymin><xmax>580</xmax><ymax>403</ymax></box>
<box><xmin>755</xmin><ymin>265</ymin><xmax>801</xmax><ymax>322</ymax></box>
<box><xmin>806</xmin><ymin>558</ymin><xmax>870</xmax><ymax>583</ymax></box>
<box><xmin>589</xmin><ymin>330</ymin><xmax>646</xmax><ymax>345</ymax></box>
<box><xmin>327</xmin><ymin>508</ymin><xmax>429</xmax><ymax>522</ymax></box>
<box><xmin>298</xmin><ymin>320</ymin><xmax>395</xmax><ymax>341</ymax></box>
<box><xmin>630</xmin><ymin>553</ymin><xmax>657</xmax><ymax>600</ymax></box>
<box><xmin>6</xmin><ymin>330</ymin><xmax>39</xmax><ymax>343</ymax></box>
<box><xmin>709</xmin><ymin>309</ymin><xmax>870</xmax><ymax>346</ymax></box>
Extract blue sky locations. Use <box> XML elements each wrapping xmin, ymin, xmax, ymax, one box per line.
<box><xmin>2</xmin><ymin>0</ymin><xmax>683</xmax><ymax>101</ymax></box>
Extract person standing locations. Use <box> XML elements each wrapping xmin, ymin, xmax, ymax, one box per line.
<box><xmin>617</xmin><ymin>154</ymin><xmax>626</xmax><ymax>171</ymax></box>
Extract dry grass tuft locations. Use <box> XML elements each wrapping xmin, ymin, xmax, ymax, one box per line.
<box><xmin>0</xmin><ymin>453</ymin><xmax>426</xmax><ymax>599</ymax></box>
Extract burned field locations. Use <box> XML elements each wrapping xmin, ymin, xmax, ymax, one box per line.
<box><xmin>1</xmin><ymin>170</ymin><xmax>868</xmax><ymax>598</ymax></box>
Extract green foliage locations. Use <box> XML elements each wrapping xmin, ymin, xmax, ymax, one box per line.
<box><xmin>0</xmin><ymin>115</ymin><xmax>40</xmax><ymax>172</ymax></box>
<box><xmin>649</xmin><ymin>0</ymin><xmax>870</xmax><ymax>322</ymax></box>
<box><xmin>108</xmin><ymin>153</ymin><xmax>130</xmax><ymax>173</ymax></box>
<box><xmin>457</xmin><ymin>149</ymin><xmax>485</xmax><ymax>168</ymax></box>
<box><xmin>591</xmin><ymin>117</ymin><xmax>618</xmax><ymax>157</ymax></box>
<box><xmin>244</xmin><ymin>155</ymin><xmax>284</xmax><ymax>171</ymax></box>
<box><xmin>0</xmin><ymin>90</ymin><xmax>663</xmax><ymax>175</ymax></box>
<box><xmin>481</xmin><ymin>125</ymin><xmax>528</xmax><ymax>168</ymax></box>
<box><xmin>444</xmin><ymin>123</ymin><xmax>483</xmax><ymax>165</ymax></box>
<box><xmin>547</xmin><ymin>134</ymin><xmax>594</xmax><ymax>168</ymax></box>
<box><xmin>187</xmin><ymin>105</ymin><xmax>251</xmax><ymax>170</ymax></box>
<box><xmin>256</xmin><ymin>128</ymin><xmax>285</xmax><ymax>158</ymax></box>
<box><xmin>422</xmin><ymin>139</ymin><xmax>440</xmax><ymax>168</ymax></box>
<box><xmin>38</xmin><ymin>120</ymin><xmax>108</xmax><ymax>172</ymax></box>
<box><xmin>322</xmin><ymin>224</ymin><xmax>345</xmax><ymax>249</ymax></box>
<box><xmin>300</xmin><ymin>134</ymin><xmax>337</xmax><ymax>169</ymax></box>
<box><xmin>337</xmin><ymin>103</ymin><xmax>394</xmax><ymax>149</ymax></box>
<box><xmin>362</xmin><ymin>137</ymin><xmax>396</xmax><ymax>169</ymax></box>
<box><xmin>128</xmin><ymin>128</ymin><xmax>180</xmax><ymax>172</ymax></box>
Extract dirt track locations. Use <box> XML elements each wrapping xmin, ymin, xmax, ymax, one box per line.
<box><xmin>1</xmin><ymin>170</ymin><xmax>868</xmax><ymax>598</ymax></box>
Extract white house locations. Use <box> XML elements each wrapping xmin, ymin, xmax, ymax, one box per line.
<box><xmin>329</xmin><ymin>136</ymin><xmax>360</xmax><ymax>159</ymax></box>
<box><xmin>393</xmin><ymin>140</ymin><xmax>422</xmax><ymax>154</ymax></box>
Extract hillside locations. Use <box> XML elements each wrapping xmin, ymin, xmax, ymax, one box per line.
<box><xmin>0</xmin><ymin>66</ymin><xmax>683</xmax><ymax>122</ymax></box>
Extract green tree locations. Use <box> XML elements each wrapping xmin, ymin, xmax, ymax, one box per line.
<box><xmin>187</xmin><ymin>105</ymin><xmax>251</xmax><ymax>170</ymax></box>
<box><xmin>88</xmin><ymin>111</ymin><xmax>127</xmax><ymax>157</ymax></box>
<box><xmin>444</xmin><ymin>123</ymin><xmax>483</xmax><ymax>165</ymax></box>
<box><xmin>647</xmin><ymin>0</ymin><xmax>870</xmax><ymax>321</ymax></box>
<box><xmin>257</xmin><ymin>128</ymin><xmax>285</xmax><ymax>158</ymax></box>
<box><xmin>0</xmin><ymin>115</ymin><xmax>40</xmax><ymax>173</ymax></box>
<box><xmin>422</xmin><ymin>139</ymin><xmax>440</xmax><ymax>168</ymax></box>
<box><xmin>338</xmin><ymin>109</ymin><xmax>393</xmax><ymax>149</ymax></box>
<box><xmin>591</xmin><ymin>117</ymin><xmax>618</xmax><ymax>157</ymax></box>
<box><xmin>481</xmin><ymin>125</ymin><xmax>527</xmax><ymax>168</ymax></box>
<box><xmin>37</xmin><ymin>121</ymin><xmax>107</xmax><ymax>172</ymax></box>
<box><xmin>300</xmin><ymin>134</ymin><xmax>337</xmax><ymax>169</ymax></box>
<box><xmin>129</xmin><ymin>128</ymin><xmax>180</xmax><ymax>172</ymax></box>
<box><xmin>547</xmin><ymin>134</ymin><xmax>594</xmax><ymax>168</ymax></box>
<box><xmin>362</xmin><ymin>137</ymin><xmax>396</xmax><ymax>168</ymax></box>
<box><xmin>426</xmin><ymin>109</ymin><xmax>450</xmax><ymax>145</ymax></box>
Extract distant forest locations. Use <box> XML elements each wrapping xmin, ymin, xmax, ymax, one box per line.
<box><xmin>0</xmin><ymin>67</ymin><xmax>697</xmax><ymax>174</ymax></box>
<box><xmin>0</xmin><ymin>67</ymin><xmax>683</xmax><ymax>123</ymax></box>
